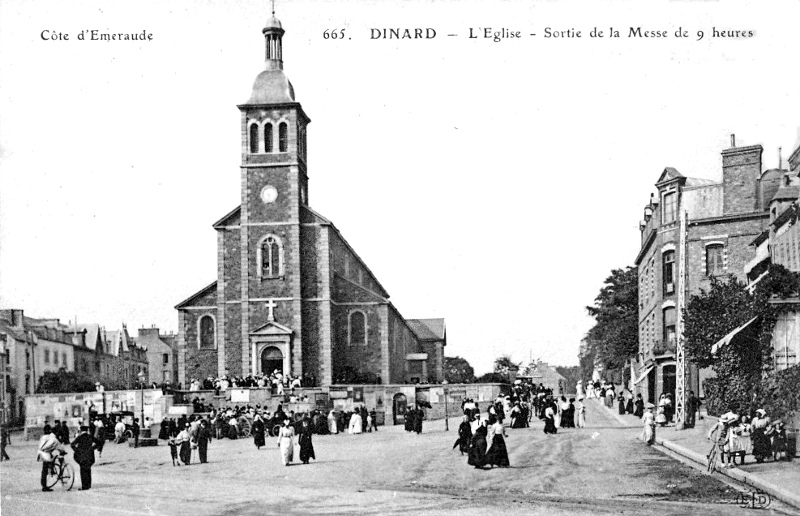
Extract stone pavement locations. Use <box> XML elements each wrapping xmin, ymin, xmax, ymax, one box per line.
<box><xmin>596</xmin><ymin>398</ymin><xmax>800</xmax><ymax>510</ymax></box>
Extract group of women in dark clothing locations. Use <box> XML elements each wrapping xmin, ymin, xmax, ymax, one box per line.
<box><xmin>454</xmin><ymin>400</ymin><xmax>511</xmax><ymax>469</ymax></box>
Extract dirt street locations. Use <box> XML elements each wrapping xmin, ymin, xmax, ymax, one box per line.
<box><xmin>2</xmin><ymin>401</ymin><xmax>796</xmax><ymax>515</ymax></box>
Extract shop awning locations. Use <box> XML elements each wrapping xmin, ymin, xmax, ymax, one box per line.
<box><xmin>710</xmin><ymin>316</ymin><xmax>760</xmax><ymax>354</ymax></box>
<box><xmin>633</xmin><ymin>365</ymin><xmax>654</xmax><ymax>385</ymax></box>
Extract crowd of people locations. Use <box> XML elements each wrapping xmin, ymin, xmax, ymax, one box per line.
<box><xmin>706</xmin><ymin>408</ymin><xmax>790</xmax><ymax>467</ymax></box>
<box><xmin>184</xmin><ymin>371</ymin><xmax>310</xmax><ymax>396</ymax></box>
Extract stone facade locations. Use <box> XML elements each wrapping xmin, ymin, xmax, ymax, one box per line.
<box><xmin>176</xmin><ymin>15</ymin><xmax>446</xmax><ymax>388</ymax></box>
<box><xmin>633</xmin><ymin>143</ymin><xmax>771</xmax><ymax>404</ymax></box>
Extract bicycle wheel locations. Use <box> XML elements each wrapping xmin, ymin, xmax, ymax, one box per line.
<box><xmin>45</xmin><ymin>463</ymin><xmax>61</xmax><ymax>488</ymax></box>
<box><xmin>59</xmin><ymin>463</ymin><xmax>75</xmax><ymax>490</ymax></box>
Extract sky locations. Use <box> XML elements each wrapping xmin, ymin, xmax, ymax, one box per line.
<box><xmin>1</xmin><ymin>0</ymin><xmax>799</xmax><ymax>375</ymax></box>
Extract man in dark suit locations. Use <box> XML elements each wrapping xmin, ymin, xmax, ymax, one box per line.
<box><xmin>71</xmin><ymin>425</ymin><xmax>98</xmax><ymax>490</ymax></box>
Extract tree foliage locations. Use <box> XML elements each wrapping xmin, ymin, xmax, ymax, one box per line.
<box><xmin>685</xmin><ymin>264</ymin><xmax>800</xmax><ymax>419</ymax></box>
<box><xmin>444</xmin><ymin>356</ymin><xmax>475</xmax><ymax>384</ymax></box>
<box><xmin>585</xmin><ymin>266</ymin><xmax>639</xmax><ymax>370</ymax></box>
<box><xmin>493</xmin><ymin>355</ymin><xmax>521</xmax><ymax>383</ymax></box>
<box><xmin>36</xmin><ymin>368</ymin><xmax>97</xmax><ymax>394</ymax></box>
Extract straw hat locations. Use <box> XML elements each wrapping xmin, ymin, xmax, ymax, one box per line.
<box><xmin>720</xmin><ymin>412</ymin><xmax>739</xmax><ymax>424</ymax></box>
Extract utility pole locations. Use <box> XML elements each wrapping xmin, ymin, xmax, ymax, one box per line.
<box><xmin>675</xmin><ymin>209</ymin><xmax>688</xmax><ymax>430</ymax></box>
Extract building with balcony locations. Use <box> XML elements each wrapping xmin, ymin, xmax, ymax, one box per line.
<box><xmin>633</xmin><ymin>140</ymin><xmax>771</xmax><ymax>403</ymax></box>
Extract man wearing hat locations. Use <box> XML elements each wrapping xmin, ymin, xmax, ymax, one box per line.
<box><xmin>71</xmin><ymin>425</ymin><xmax>99</xmax><ymax>490</ymax></box>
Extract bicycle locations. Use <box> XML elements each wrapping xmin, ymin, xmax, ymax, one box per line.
<box><xmin>46</xmin><ymin>453</ymin><xmax>75</xmax><ymax>490</ymax></box>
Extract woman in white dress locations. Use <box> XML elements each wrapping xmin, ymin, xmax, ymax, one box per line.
<box><xmin>277</xmin><ymin>418</ymin><xmax>295</xmax><ymax>466</ymax></box>
<box><xmin>576</xmin><ymin>397</ymin><xmax>586</xmax><ymax>428</ymax></box>
<box><xmin>327</xmin><ymin>410</ymin><xmax>339</xmax><ymax>434</ymax></box>
<box><xmin>348</xmin><ymin>410</ymin><xmax>363</xmax><ymax>434</ymax></box>
<box><xmin>641</xmin><ymin>404</ymin><xmax>656</xmax><ymax>444</ymax></box>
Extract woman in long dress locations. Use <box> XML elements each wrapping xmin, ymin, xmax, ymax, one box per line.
<box><xmin>576</xmin><ymin>398</ymin><xmax>586</xmax><ymax>428</ymax></box>
<box><xmin>298</xmin><ymin>418</ymin><xmax>315</xmax><ymax>464</ymax></box>
<box><xmin>277</xmin><ymin>418</ymin><xmax>295</xmax><ymax>466</ymax></box>
<box><xmin>633</xmin><ymin>394</ymin><xmax>645</xmax><ymax>418</ymax></box>
<box><xmin>553</xmin><ymin>398</ymin><xmax>562</xmax><ymax>429</ymax></box>
<box><xmin>348</xmin><ymin>410</ymin><xmax>363</xmax><ymax>435</ymax></box>
<box><xmin>641</xmin><ymin>405</ymin><xmax>656</xmax><ymax>445</ymax></box>
<box><xmin>327</xmin><ymin>410</ymin><xmax>338</xmax><ymax>435</ymax></box>
<box><xmin>177</xmin><ymin>423</ymin><xmax>192</xmax><ymax>465</ymax></box>
<box><xmin>485</xmin><ymin>415</ymin><xmax>510</xmax><ymax>468</ymax></box>
<box><xmin>543</xmin><ymin>401</ymin><xmax>558</xmax><ymax>434</ymax></box>
<box><xmin>467</xmin><ymin>419</ymin><xmax>488</xmax><ymax>469</ymax></box>
<box><xmin>453</xmin><ymin>415</ymin><xmax>472</xmax><ymax>455</ymax></box>
<box><xmin>252</xmin><ymin>414</ymin><xmax>266</xmax><ymax>450</ymax></box>
<box><xmin>559</xmin><ymin>397</ymin><xmax>570</xmax><ymax>428</ymax></box>
<box><xmin>750</xmin><ymin>409</ymin><xmax>771</xmax><ymax>463</ymax></box>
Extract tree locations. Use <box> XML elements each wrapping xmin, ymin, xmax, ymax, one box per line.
<box><xmin>555</xmin><ymin>365</ymin><xmax>581</xmax><ymax>391</ymax></box>
<box><xmin>36</xmin><ymin>368</ymin><xmax>97</xmax><ymax>394</ymax></box>
<box><xmin>585</xmin><ymin>266</ymin><xmax>639</xmax><ymax>371</ymax></box>
<box><xmin>493</xmin><ymin>355</ymin><xmax>521</xmax><ymax>384</ymax></box>
<box><xmin>444</xmin><ymin>356</ymin><xmax>475</xmax><ymax>383</ymax></box>
<box><xmin>684</xmin><ymin>265</ymin><xmax>800</xmax><ymax>418</ymax></box>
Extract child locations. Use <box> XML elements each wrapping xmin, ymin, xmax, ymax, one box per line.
<box><xmin>771</xmin><ymin>421</ymin><xmax>788</xmax><ymax>461</ymax></box>
<box><xmin>168</xmin><ymin>437</ymin><xmax>180</xmax><ymax>466</ymax></box>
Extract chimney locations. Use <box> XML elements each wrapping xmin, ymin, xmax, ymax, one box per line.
<box><xmin>721</xmin><ymin>143</ymin><xmax>763</xmax><ymax>215</ymax></box>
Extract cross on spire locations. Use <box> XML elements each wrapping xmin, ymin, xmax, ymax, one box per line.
<box><xmin>266</xmin><ymin>299</ymin><xmax>277</xmax><ymax>322</ymax></box>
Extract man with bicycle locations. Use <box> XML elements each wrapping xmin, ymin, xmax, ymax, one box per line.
<box><xmin>37</xmin><ymin>424</ymin><xmax>65</xmax><ymax>492</ymax></box>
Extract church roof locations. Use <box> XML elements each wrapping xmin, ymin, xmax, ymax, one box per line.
<box><xmin>175</xmin><ymin>282</ymin><xmax>218</xmax><ymax>309</ymax></box>
<box><xmin>246</xmin><ymin>69</ymin><xmax>295</xmax><ymax>105</ymax></box>
<box><xmin>407</xmin><ymin>318</ymin><xmax>446</xmax><ymax>341</ymax></box>
<box><xmin>213</xmin><ymin>206</ymin><xmax>241</xmax><ymax>228</ymax></box>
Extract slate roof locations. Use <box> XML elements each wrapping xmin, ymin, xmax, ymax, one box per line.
<box><xmin>406</xmin><ymin>318</ymin><xmax>446</xmax><ymax>341</ymax></box>
<box><xmin>772</xmin><ymin>185</ymin><xmax>800</xmax><ymax>202</ymax></box>
<box><xmin>175</xmin><ymin>282</ymin><xmax>218</xmax><ymax>309</ymax></box>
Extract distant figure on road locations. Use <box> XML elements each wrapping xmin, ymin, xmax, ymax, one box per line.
<box><xmin>543</xmin><ymin>400</ymin><xmax>557</xmax><ymax>435</ymax></box>
<box><xmin>485</xmin><ymin>415</ymin><xmax>510</xmax><ymax>468</ymax></box>
<box><xmin>327</xmin><ymin>410</ymin><xmax>338</xmax><ymax>435</ymax></box>
<box><xmin>71</xmin><ymin>425</ymin><xmax>99</xmax><ymax>490</ymax></box>
<box><xmin>349</xmin><ymin>410</ymin><xmax>363</xmax><ymax>435</ymax></box>
<box><xmin>252</xmin><ymin>414</ymin><xmax>266</xmax><ymax>450</ymax></box>
<box><xmin>277</xmin><ymin>418</ymin><xmax>295</xmax><ymax>466</ymax></box>
<box><xmin>453</xmin><ymin>415</ymin><xmax>472</xmax><ymax>455</ymax></box>
<box><xmin>633</xmin><ymin>394</ymin><xmax>645</xmax><ymax>418</ymax></box>
<box><xmin>467</xmin><ymin>419</ymin><xmax>488</xmax><ymax>469</ymax></box>
<box><xmin>641</xmin><ymin>403</ymin><xmax>656</xmax><ymax>445</ymax></box>
<box><xmin>1</xmin><ymin>426</ymin><xmax>11</xmax><ymax>461</ymax></box>
<box><xmin>298</xmin><ymin>418</ymin><xmax>315</xmax><ymax>465</ymax></box>
<box><xmin>577</xmin><ymin>397</ymin><xmax>586</xmax><ymax>428</ymax></box>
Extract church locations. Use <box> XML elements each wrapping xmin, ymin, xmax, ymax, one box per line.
<box><xmin>175</xmin><ymin>12</ymin><xmax>446</xmax><ymax>388</ymax></box>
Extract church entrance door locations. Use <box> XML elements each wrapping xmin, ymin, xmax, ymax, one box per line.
<box><xmin>392</xmin><ymin>393</ymin><xmax>407</xmax><ymax>425</ymax></box>
<box><xmin>261</xmin><ymin>346</ymin><xmax>284</xmax><ymax>375</ymax></box>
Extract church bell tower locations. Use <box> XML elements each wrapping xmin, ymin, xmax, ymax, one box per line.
<box><xmin>235</xmin><ymin>9</ymin><xmax>310</xmax><ymax>378</ymax></box>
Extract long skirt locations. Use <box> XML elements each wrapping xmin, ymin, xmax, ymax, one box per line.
<box><xmin>751</xmin><ymin>429</ymin><xmax>770</xmax><ymax>460</ymax></box>
<box><xmin>642</xmin><ymin>424</ymin><xmax>655</xmax><ymax>445</ymax></box>
<box><xmin>253</xmin><ymin>430</ymin><xmax>265</xmax><ymax>448</ymax></box>
<box><xmin>467</xmin><ymin>435</ymin><xmax>487</xmax><ymax>468</ymax></box>
<box><xmin>485</xmin><ymin>435</ymin><xmax>510</xmax><ymax>467</ymax></box>
<box><xmin>577</xmin><ymin>411</ymin><xmax>586</xmax><ymax>428</ymax></box>
<box><xmin>299</xmin><ymin>435</ymin><xmax>315</xmax><ymax>464</ymax></box>
<box><xmin>328</xmin><ymin>418</ymin><xmax>338</xmax><ymax>434</ymax></box>
<box><xmin>544</xmin><ymin>416</ymin><xmax>557</xmax><ymax>434</ymax></box>
<box><xmin>279</xmin><ymin>437</ymin><xmax>294</xmax><ymax>465</ymax></box>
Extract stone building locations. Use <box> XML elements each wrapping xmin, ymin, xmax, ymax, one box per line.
<box><xmin>176</xmin><ymin>14</ymin><xmax>445</xmax><ymax>387</ymax></box>
<box><xmin>138</xmin><ymin>326</ymin><xmax>179</xmax><ymax>386</ymax></box>
<box><xmin>633</xmin><ymin>140</ymin><xmax>771</xmax><ymax>403</ymax></box>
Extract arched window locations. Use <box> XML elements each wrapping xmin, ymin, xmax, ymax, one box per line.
<box><xmin>349</xmin><ymin>311</ymin><xmax>367</xmax><ymax>345</ymax></box>
<box><xmin>249</xmin><ymin>123</ymin><xmax>259</xmax><ymax>153</ymax></box>
<box><xmin>198</xmin><ymin>315</ymin><xmax>215</xmax><ymax>348</ymax></box>
<box><xmin>279</xmin><ymin>122</ymin><xmax>288</xmax><ymax>152</ymax></box>
<box><xmin>264</xmin><ymin>123</ymin><xmax>273</xmax><ymax>153</ymax></box>
<box><xmin>259</xmin><ymin>234</ymin><xmax>283</xmax><ymax>278</ymax></box>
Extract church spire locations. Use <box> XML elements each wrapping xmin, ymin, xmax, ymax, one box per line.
<box><xmin>262</xmin><ymin>1</ymin><xmax>285</xmax><ymax>71</ymax></box>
